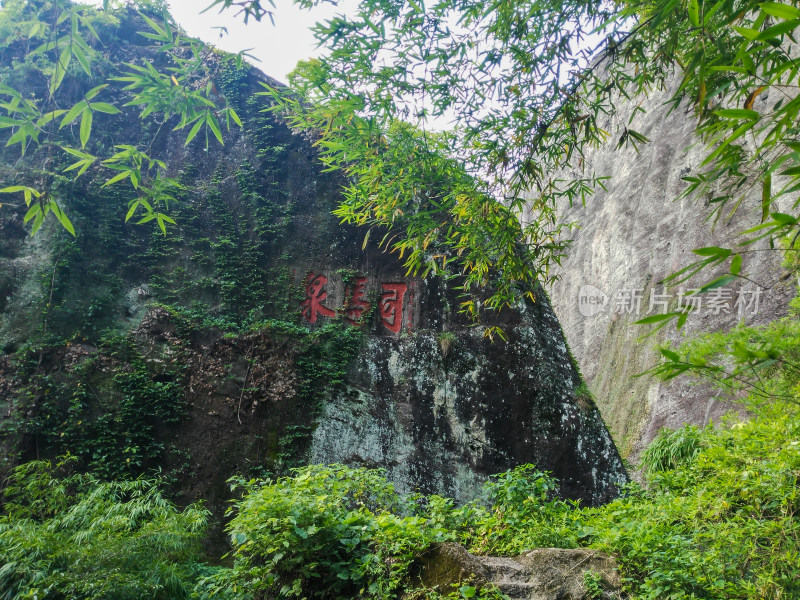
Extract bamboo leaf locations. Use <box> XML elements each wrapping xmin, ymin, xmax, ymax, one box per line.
<box><xmin>228</xmin><ymin>107</ymin><xmax>242</xmax><ymax>127</ymax></box>
<box><xmin>79</xmin><ymin>106</ymin><xmax>92</xmax><ymax>148</ymax></box>
<box><xmin>697</xmin><ymin>274</ymin><xmax>738</xmax><ymax>293</ymax></box>
<box><xmin>760</xmin><ymin>2</ymin><xmax>800</xmax><ymax>20</ymax></box>
<box><xmin>206</xmin><ymin>113</ymin><xmax>223</xmax><ymax>144</ymax></box>
<box><xmin>126</xmin><ymin>200</ymin><xmax>140</xmax><ymax>222</ymax></box>
<box><xmin>61</xmin><ymin>101</ymin><xmax>87</xmax><ymax>129</ymax></box>
<box><xmin>732</xmin><ymin>25</ymin><xmax>761</xmax><ymax>39</ymax></box>
<box><xmin>50</xmin><ymin>44</ymin><xmax>71</xmax><ymax>95</ymax></box>
<box><xmin>48</xmin><ymin>200</ymin><xmax>76</xmax><ymax>236</ymax></box>
<box><xmin>184</xmin><ymin>117</ymin><xmax>205</xmax><ymax>146</ymax></box>
<box><xmin>688</xmin><ymin>0</ymin><xmax>700</xmax><ymax>27</ymax></box>
<box><xmin>89</xmin><ymin>102</ymin><xmax>120</xmax><ymax>114</ymax></box>
<box><xmin>731</xmin><ymin>254</ymin><xmax>742</xmax><ymax>275</ymax></box>
<box><xmin>30</xmin><ymin>212</ymin><xmax>45</xmax><ymax>235</ymax></box>
<box><xmin>713</xmin><ymin>108</ymin><xmax>760</xmax><ymax>120</ymax></box>
<box><xmin>24</xmin><ymin>204</ymin><xmax>40</xmax><ymax>224</ymax></box>
<box><xmin>102</xmin><ymin>170</ymin><xmax>133</xmax><ymax>187</ymax></box>
<box><xmin>634</xmin><ymin>313</ymin><xmax>677</xmax><ymax>325</ymax></box>
<box><xmin>755</xmin><ymin>18</ymin><xmax>800</xmax><ymax>40</ymax></box>
<box><xmin>157</xmin><ymin>214</ymin><xmax>167</xmax><ymax>235</ymax></box>
<box><xmin>72</xmin><ymin>44</ymin><xmax>91</xmax><ymax>76</ymax></box>
<box><xmin>660</xmin><ymin>347</ymin><xmax>681</xmax><ymax>362</ymax></box>
<box><xmin>693</xmin><ymin>246</ymin><xmax>732</xmax><ymax>257</ymax></box>
<box><xmin>139</xmin><ymin>12</ymin><xmax>168</xmax><ymax>40</ymax></box>
<box><xmin>771</xmin><ymin>212</ymin><xmax>797</xmax><ymax>225</ymax></box>
<box><xmin>61</xmin><ymin>147</ymin><xmax>94</xmax><ymax>160</ymax></box>
<box><xmin>0</xmin><ymin>185</ymin><xmax>37</xmax><ymax>195</ymax></box>
<box><xmin>36</xmin><ymin>109</ymin><xmax>67</xmax><ymax>128</ymax></box>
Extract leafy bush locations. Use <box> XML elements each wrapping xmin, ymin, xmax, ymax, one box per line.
<box><xmin>584</xmin><ymin>402</ymin><xmax>800</xmax><ymax>599</ymax></box>
<box><xmin>411</xmin><ymin>466</ymin><xmax>580</xmax><ymax>557</ymax></box>
<box><xmin>639</xmin><ymin>424</ymin><xmax>705</xmax><ymax>476</ymax></box>
<box><xmin>456</xmin><ymin>465</ymin><xmax>580</xmax><ymax>555</ymax></box>
<box><xmin>404</xmin><ymin>580</ymin><xmax>507</xmax><ymax>600</ymax></box>
<box><xmin>0</xmin><ymin>457</ymin><xmax>209</xmax><ymax>600</ymax></box>
<box><xmin>645</xmin><ymin>317</ymin><xmax>800</xmax><ymax>405</ymax></box>
<box><xmin>225</xmin><ymin>464</ymin><xmax>563</xmax><ymax>598</ymax></box>
<box><xmin>226</xmin><ymin>464</ymin><xmax>450</xmax><ymax>599</ymax></box>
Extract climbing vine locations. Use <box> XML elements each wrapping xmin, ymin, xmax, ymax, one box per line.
<box><xmin>5</xmin><ymin>333</ymin><xmax>186</xmax><ymax>479</ymax></box>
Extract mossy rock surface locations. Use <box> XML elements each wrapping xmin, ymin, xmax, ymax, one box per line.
<box><xmin>0</xmin><ymin>5</ymin><xmax>626</xmax><ymax>523</ymax></box>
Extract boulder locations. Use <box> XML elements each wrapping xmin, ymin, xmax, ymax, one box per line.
<box><xmin>0</xmin><ymin>7</ymin><xmax>626</xmax><ymax>510</ymax></box>
<box><xmin>515</xmin><ymin>548</ymin><xmax>621</xmax><ymax>599</ymax></box>
<box><xmin>412</xmin><ymin>542</ymin><xmax>490</xmax><ymax>590</ymax></box>
<box><xmin>410</xmin><ymin>543</ymin><xmax>622</xmax><ymax>600</ymax></box>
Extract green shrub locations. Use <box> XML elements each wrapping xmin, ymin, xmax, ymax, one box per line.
<box><xmin>582</xmin><ymin>570</ymin><xmax>605</xmax><ymax>599</ymax></box>
<box><xmin>639</xmin><ymin>424</ymin><xmax>706</xmax><ymax>476</ymax></box>
<box><xmin>0</xmin><ymin>457</ymin><xmax>209</xmax><ymax>600</ymax></box>
<box><xmin>585</xmin><ymin>402</ymin><xmax>800</xmax><ymax>599</ymax></box>
<box><xmin>431</xmin><ymin>465</ymin><xmax>579</xmax><ymax>556</ymax></box>
<box><xmin>226</xmin><ymin>464</ymin><xmax>450</xmax><ymax>599</ymax></box>
<box><xmin>404</xmin><ymin>580</ymin><xmax>507</xmax><ymax>600</ymax></box>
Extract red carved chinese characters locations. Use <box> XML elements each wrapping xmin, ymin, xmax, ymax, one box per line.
<box><xmin>343</xmin><ymin>277</ymin><xmax>371</xmax><ymax>325</ymax></box>
<box><xmin>300</xmin><ymin>274</ymin><xmax>336</xmax><ymax>324</ymax></box>
<box><xmin>380</xmin><ymin>283</ymin><xmax>407</xmax><ymax>334</ymax></box>
<box><xmin>299</xmin><ymin>272</ymin><xmax>412</xmax><ymax>332</ymax></box>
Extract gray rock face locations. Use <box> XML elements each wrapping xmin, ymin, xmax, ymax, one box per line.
<box><xmin>413</xmin><ymin>543</ymin><xmax>621</xmax><ymax>599</ymax></box>
<box><xmin>535</xmin><ymin>75</ymin><xmax>794</xmax><ymax>457</ymax></box>
<box><xmin>307</xmin><ymin>273</ymin><xmax>627</xmax><ymax>504</ymax></box>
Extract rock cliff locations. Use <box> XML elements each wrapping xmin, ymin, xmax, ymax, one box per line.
<box><xmin>539</xmin><ymin>74</ymin><xmax>794</xmax><ymax>458</ymax></box>
<box><xmin>0</xmin><ymin>6</ymin><xmax>626</xmax><ymax>514</ymax></box>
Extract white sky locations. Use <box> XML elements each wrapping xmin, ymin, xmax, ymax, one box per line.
<box><xmin>80</xmin><ymin>0</ymin><xmax>352</xmax><ymax>82</ymax></box>
<box><xmin>164</xmin><ymin>0</ymin><xmax>454</xmax><ymax>131</ymax></box>
<box><xmin>165</xmin><ymin>0</ymin><xmax>354</xmax><ymax>83</ymax></box>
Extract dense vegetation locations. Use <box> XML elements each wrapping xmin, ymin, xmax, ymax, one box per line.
<box><xmin>0</xmin><ymin>457</ymin><xmax>209</xmax><ymax>599</ymax></box>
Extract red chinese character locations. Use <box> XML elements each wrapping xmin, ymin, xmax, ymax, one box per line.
<box><xmin>343</xmin><ymin>277</ymin><xmax>371</xmax><ymax>325</ymax></box>
<box><xmin>380</xmin><ymin>283</ymin><xmax>407</xmax><ymax>333</ymax></box>
<box><xmin>301</xmin><ymin>274</ymin><xmax>336</xmax><ymax>324</ymax></box>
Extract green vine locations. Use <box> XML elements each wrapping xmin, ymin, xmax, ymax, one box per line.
<box><xmin>5</xmin><ymin>333</ymin><xmax>186</xmax><ymax>480</ymax></box>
